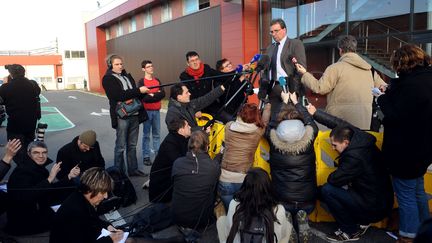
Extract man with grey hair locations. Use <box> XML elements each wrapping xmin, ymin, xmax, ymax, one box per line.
<box><xmin>295</xmin><ymin>35</ymin><xmax>387</xmax><ymax>130</ymax></box>
<box><xmin>6</xmin><ymin>141</ymin><xmax>78</xmax><ymax>235</ymax></box>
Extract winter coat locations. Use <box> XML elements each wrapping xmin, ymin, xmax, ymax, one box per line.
<box><xmin>301</xmin><ymin>52</ymin><xmax>386</xmax><ymax>130</ymax></box>
<box><xmin>171</xmin><ymin>152</ymin><xmax>220</xmax><ymax>229</ymax></box>
<box><xmin>165</xmin><ymin>86</ymin><xmax>224</xmax><ymax>130</ymax></box>
<box><xmin>102</xmin><ymin>69</ymin><xmax>148</xmax><ymax>129</ymax></box>
<box><xmin>313</xmin><ymin>110</ymin><xmax>394</xmax><ymax>216</ymax></box>
<box><xmin>0</xmin><ymin>160</ymin><xmax>11</xmax><ymax>181</ymax></box>
<box><xmin>220</xmin><ymin>104</ymin><xmax>271</xmax><ymax>175</ymax></box>
<box><xmin>377</xmin><ymin>66</ymin><xmax>432</xmax><ymax>179</ymax></box>
<box><xmin>268</xmin><ymin>103</ymin><xmax>318</xmax><ymax>204</ymax></box>
<box><xmin>179</xmin><ymin>64</ymin><xmax>220</xmax><ymax>115</ymax></box>
<box><xmin>0</xmin><ymin>76</ymin><xmax>41</xmax><ymax>134</ymax></box>
<box><xmin>6</xmin><ymin>156</ymin><xmax>76</xmax><ymax>235</ymax></box>
<box><xmin>50</xmin><ymin>191</ymin><xmax>112</xmax><ymax>243</ymax></box>
<box><xmin>56</xmin><ymin>136</ymin><xmax>105</xmax><ymax>180</ymax></box>
<box><xmin>149</xmin><ymin>132</ymin><xmax>189</xmax><ymax>203</ymax></box>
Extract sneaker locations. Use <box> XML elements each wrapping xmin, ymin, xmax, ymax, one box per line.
<box><xmin>285</xmin><ymin>212</ymin><xmax>298</xmax><ymax>243</ymax></box>
<box><xmin>359</xmin><ymin>224</ymin><xmax>370</xmax><ymax>236</ymax></box>
<box><xmin>296</xmin><ymin>210</ymin><xmax>311</xmax><ymax>243</ymax></box>
<box><xmin>143</xmin><ymin>157</ymin><xmax>152</xmax><ymax>166</ymax></box>
<box><xmin>326</xmin><ymin>229</ymin><xmax>361</xmax><ymax>242</ymax></box>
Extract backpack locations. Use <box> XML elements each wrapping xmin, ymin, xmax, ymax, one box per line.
<box><xmin>106</xmin><ymin>166</ymin><xmax>137</xmax><ymax>207</ymax></box>
<box><xmin>239</xmin><ymin>217</ymin><xmax>267</xmax><ymax>243</ymax></box>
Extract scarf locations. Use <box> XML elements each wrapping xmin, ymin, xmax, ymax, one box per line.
<box><xmin>185</xmin><ymin>63</ymin><xmax>205</xmax><ymax>83</ymax></box>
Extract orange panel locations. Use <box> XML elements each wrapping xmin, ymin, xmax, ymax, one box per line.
<box><xmin>0</xmin><ymin>55</ymin><xmax>62</xmax><ymax>65</ymax></box>
<box><xmin>171</xmin><ymin>0</ymin><xmax>182</xmax><ymax>19</ymax></box>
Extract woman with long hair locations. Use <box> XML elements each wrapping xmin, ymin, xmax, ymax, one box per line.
<box><xmin>218</xmin><ymin>168</ymin><xmax>292</xmax><ymax>243</ymax></box>
<box><xmin>377</xmin><ymin>44</ymin><xmax>432</xmax><ymax>243</ymax></box>
<box><xmin>218</xmin><ymin>102</ymin><xmax>271</xmax><ymax>209</ymax></box>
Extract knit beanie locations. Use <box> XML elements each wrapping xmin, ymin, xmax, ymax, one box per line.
<box><xmin>276</xmin><ymin>120</ymin><xmax>305</xmax><ymax>143</ymax></box>
<box><xmin>79</xmin><ymin>130</ymin><xmax>97</xmax><ymax>147</ymax></box>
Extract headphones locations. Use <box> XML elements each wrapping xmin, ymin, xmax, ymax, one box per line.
<box><xmin>191</xmin><ymin>152</ymin><xmax>199</xmax><ymax>174</ymax></box>
<box><xmin>106</xmin><ymin>54</ymin><xmax>119</xmax><ymax>69</ymax></box>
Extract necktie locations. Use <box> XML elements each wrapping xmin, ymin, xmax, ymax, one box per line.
<box><xmin>271</xmin><ymin>42</ymin><xmax>280</xmax><ymax>81</ymax></box>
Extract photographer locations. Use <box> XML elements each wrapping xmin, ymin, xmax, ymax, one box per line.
<box><xmin>0</xmin><ymin>64</ymin><xmax>41</xmax><ymax>164</ymax></box>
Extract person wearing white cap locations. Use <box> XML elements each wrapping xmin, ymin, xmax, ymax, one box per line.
<box><xmin>267</xmin><ymin>91</ymin><xmax>318</xmax><ymax>243</ymax></box>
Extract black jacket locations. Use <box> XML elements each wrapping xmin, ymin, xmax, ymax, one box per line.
<box><xmin>171</xmin><ymin>152</ymin><xmax>220</xmax><ymax>229</ymax></box>
<box><xmin>102</xmin><ymin>69</ymin><xmax>148</xmax><ymax>129</ymax></box>
<box><xmin>137</xmin><ymin>77</ymin><xmax>165</xmax><ymax>106</ymax></box>
<box><xmin>165</xmin><ymin>86</ymin><xmax>224</xmax><ymax>130</ymax></box>
<box><xmin>377</xmin><ymin>66</ymin><xmax>432</xmax><ymax>179</ymax></box>
<box><xmin>6</xmin><ymin>156</ymin><xmax>76</xmax><ymax>235</ymax></box>
<box><xmin>56</xmin><ymin>136</ymin><xmax>105</xmax><ymax>180</ymax></box>
<box><xmin>0</xmin><ymin>160</ymin><xmax>11</xmax><ymax>181</ymax></box>
<box><xmin>0</xmin><ymin>77</ymin><xmax>41</xmax><ymax>134</ymax></box>
<box><xmin>314</xmin><ymin>110</ymin><xmax>394</xmax><ymax>215</ymax></box>
<box><xmin>267</xmin><ymin>103</ymin><xmax>318</xmax><ymax>204</ymax></box>
<box><xmin>149</xmin><ymin>132</ymin><xmax>189</xmax><ymax>203</ymax></box>
<box><xmin>179</xmin><ymin>64</ymin><xmax>221</xmax><ymax>115</ymax></box>
<box><xmin>50</xmin><ymin>191</ymin><xmax>112</xmax><ymax>243</ymax></box>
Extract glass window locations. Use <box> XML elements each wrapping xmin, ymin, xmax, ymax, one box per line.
<box><xmin>161</xmin><ymin>2</ymin><xmax>172</xmax><ymax>23</ymax></box>
<box><xmin>65</xmin><ymin>50</ymin><xmax>71</xmax><ymax>58</ymax></box>
<box><xmin>117</xmin><ymin>22</ymin><xmax>123</xmax><ymax>37</ymax></box>
<box><xmin>414</xmin><ymin>0</ymin><xmax>432</xmax><ymax>31</ymax></box>
<box><xmin>299</xmin><ymin>0</ymin><xmax>346</xmax><ymax>42</ymax></box>
<box><xmin>130</xmin><ymin>16</ymin><xmax>136</xmax><ymax>32</ymax></box>
<box><xmin>144</xmin><ymin>9</ymin><xmax>152</xmax><ymax>28</ymax></box>
<box><xmin>184</xmin><ymin>0</ymin><xmax>198</xmax><ymax>15</ymax></box>
<box><xmin>199</xmin><ymin>0</ymin><xmax>209</xmax><ymax>10</ymax></box>
<box><xmin>71</xmin><ymin>51</ymin><xmax>80</xmax><ymax>58</ymax></box>
<box><xmin>105</xmin><ymin>28</ymin><xmax>111</xmax><ymax>40</ymax></box>
<box><xmin>79</xmin><ymin>51</ymin><xmax>85</xmax><ymax>58</ymax></box>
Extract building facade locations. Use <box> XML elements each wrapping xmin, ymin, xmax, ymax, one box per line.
<box><xmin>85</xmin><ymin>0</ymin><xmax>432</xmax><ymax>96</ymax></box>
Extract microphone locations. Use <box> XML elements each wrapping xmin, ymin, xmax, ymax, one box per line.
<box><xmin>249</xmin><ymin>54</ymin><xmax>261</xmax><ymax>64</ymax></box>
<box><xmin>228</xmin><ymin>65</ymin><xmax>244</xmax><ymax>83</ymax></box>
<box><xmin>255</xmin><ymin>54</ymin><xmax>270</xmax><ymax>72</ymax></box>
<box><xmin>279</xmin><ymin>77</ymin><xmax>287</xmax><ymax>93</ymax></box>
<box><xmin>290</xmin><ymin>55</ymin><xmax>298</xmax><ymax>65</ymax></box>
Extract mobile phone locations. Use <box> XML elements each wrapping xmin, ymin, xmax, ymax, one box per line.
<box><xmin>302</xmin><ymin>96</ymin><xmax>310</xmax><ymax>106</ymax></box>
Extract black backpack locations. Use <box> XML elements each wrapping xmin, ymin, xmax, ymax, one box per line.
<box><xmin>106</xmin><ymin>166</ymin><xmax>137</xmax><ymax>207</ymax></box>
<box><xmin>239</xmin><ymin>217</ymin><xmax>266</xmax><ymax>243</ymax></box>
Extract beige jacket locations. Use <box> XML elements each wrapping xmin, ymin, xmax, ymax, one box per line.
<box><xmin>301</xmin><ymin>52</ymin><xmax>386</xmax><ymax>129</ymax></box>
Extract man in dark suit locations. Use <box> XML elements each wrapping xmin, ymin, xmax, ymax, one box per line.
<box><xmin>263</xmin><ymin>18</ymin><xmax>307</xmax><ymax>124</ymax></box>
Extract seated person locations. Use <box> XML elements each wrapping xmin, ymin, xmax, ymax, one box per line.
<box><xmin>56</xmin><ymin>130</ymin><xmax>105</xmax><ymax>180</ymax></box>
<box><xmin>171</xmin><ymin>131</ymin><xmax>220</xmax><ymax>237</ymax></box>
<box><xmin>50</xmin><ymin>167</ymin><xmax>124</xmax><ymax>243</ymax></box>
<box><xmin>165</xmin><ymin>83</ymin><xmax>226</xmax><ymax>131</ymax></box>
<box><xmin>217</xmin><ymin>168</ymin><xmax>292</xmax><ymax>243</ymax></box>
<box><xmin>307</xmin><ymin>104</ymin><xmax>394</xmax><ymax>242</ymax></box>
<box><xmin>149</xmin><ymin>118</ymin><xmax>191</xmax><ymax>203</ymax></box>
<box><xmin>6</xmin><ymin>141</ymin><xmax>79</xmax><ymax>235</ymax></box>
<box><xmin>0</xmin><ymin>139</ymin><xmax>21</xmax><ymax>214</ymax></box>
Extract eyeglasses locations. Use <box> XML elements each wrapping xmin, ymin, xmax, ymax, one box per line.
<box><xmin>145</xmin><ymin>65</ymin><xmax>153</xmax><ymax>69</ymax></box>
<box><xmin>222</xmin><ymin>62</ymin><xmax>232</xmax><ymax>68</ymax></box>
<box><xmin>269</xmin><ymin>29</ymin><xmax>282</xmax><ymax>35</ymax></box>
<box><xmin>188</xmin><ymin>57</ymin><xmax>200</xmax><ymax>63</ymax></box>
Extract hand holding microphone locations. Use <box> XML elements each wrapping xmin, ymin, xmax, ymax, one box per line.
<box><xmin>278</xmin><ymin>77</ymin><xmax>287</xmax><ymax>93</ymax></box>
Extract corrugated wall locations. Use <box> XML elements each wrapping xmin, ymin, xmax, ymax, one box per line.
<box><xmin>106</xmin><ymin>6</ymin><xmax>221</xmax><ymax>93</ymax></box>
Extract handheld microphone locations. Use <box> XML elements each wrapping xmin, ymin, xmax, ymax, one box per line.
<box><xmin>255</xmin><ymin>54</ymin><xmax>270</xmax><ymax>72</ymax></box>
<box><xmin>235</xmin><ymin>64</ymin><xmax>243</xmax><ymax>73</ymax></box>
<box><xmin>278</xmin><ymin>77</ymin><xmax>287</xmax><ymax>93</ymax></box>
<box><xmin>291</xmin><ymin>56</ymin><xmax>298</xmax><ymax>65</ymax></box>
<box><xmin>249</xmin><ymin>54</ymin><xmax>261</xmax><ymax>64</ymax></box>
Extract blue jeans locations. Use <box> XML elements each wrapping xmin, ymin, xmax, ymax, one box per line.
<box><xmin>392</xmin><ymin>176</ymin><xmax>430</xmax><ymax>238</ymax></box>
<box><xmin>142</xmin><ymin>110</ymin><xmax>160</xmax><ymax>159</ymax></box>
<box><xmin>321</xmin><ymin>183</ymin><xmax>371</xmax><ymax>234</ymax></box>
<box><xmin>114</xmin><ymin>115</ymin><xmax>139</xmax><ymax>175</ymax></box>
<box><xmin>218</xmin><ymin>181</ymin><xmax>243</xmax><ymax>210</ymax></box>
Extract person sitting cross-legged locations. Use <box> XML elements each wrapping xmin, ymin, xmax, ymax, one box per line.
<box><xmin>307</xmin><ymin>104</ymin><xmax>394</xmax><ymax>242</ymax></box>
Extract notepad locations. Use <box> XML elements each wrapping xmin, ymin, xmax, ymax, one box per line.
<box><xmin>97</xmin><ymin>228</ymin><xmax>129</xmax><ymax>243</ymax></box>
